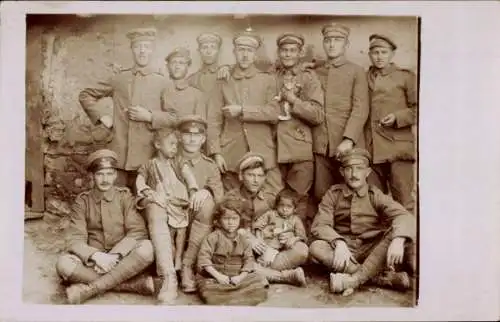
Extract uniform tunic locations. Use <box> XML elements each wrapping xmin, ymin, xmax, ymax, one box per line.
<box><xmin>311</xmin><ymin>183</ymin><xmax>415</xmax><ymax>251</ymax></box>
<box><xmin>196</xmin><ymin>229</ymin><xmax>267</xmax><ymax>306</ymax></box>
<box><xmin>252</xmin><ymin>210</ymin><xmax>307</xmax><ymax>250</ymax></box>
<box><xmin>206</xmin><ymin>65</ymin><xmax>281</xmax><ymax>172</ymax></box>
<box><xmin>366</xmin><ymin>63</ymin><xmax>417</xmax><ymax>163</ymax></box>
<box><xmin>79</xmin><ymin>66</ymin><xmax>176</xmax><ymax>171</ymax></box>
<box><xmin>188</xmin><ymin>63</ymin><xmax>220</xmax><ymax>94</ymax></box>
<box><xmin>160</xmin><ymin>79</ymin><xmax>207</xmax><ymax>121</ymax></box>
<box><xmin>66</xmin><ymin>186</ymin><xmax>149</xmax><ymax>265</ymax></box>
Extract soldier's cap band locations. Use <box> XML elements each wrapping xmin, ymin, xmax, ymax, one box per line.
<box><xmin>233</xmin><ymin>35</ymin><xmax>261</xmax><ymax>49</ymax></box>
<box><xmin>178</xmin><ymin>121</ymin><xmax>206</xmax><ymax>134</ymax></box>
<box><xmin>126</xmin><ymin>28</ymin><xmax>157</xmax><ymax>42</ymax></box>
<box><xmin>238</xmin><ymin>155</ymin><xmax>265</xmax><ymax>172</ymax></box>
<box><xmin>165</xmin><ymin>47</ymin><xmax>191</xmax><ymax>62</ymax></box>
<box><xmin>88</xmin><ymin>157</ymin><xmax>118</xmax><ymax>172</ymax></box>
<box><xmin>369</xmin><ymin>34</ymin><xmax>397</xmax><ymax>50</ymax></box>
<box><xmin>277</xmin><ymin>34</ymin><xmax>305</xmax><ymax>47</ymax></box>
<box><xmin>322</xmin><ymin>23</ymin><xmax>350</xmax><ymax>39</ymax></box>
<box><xmin>197</xmin><ymin>32</ymin><xmax>222</xmax><ymax>45</ymax></box>
<box><xmin>338</xmin><ymin>149</ymin><xmax>372</xmax><ymax>166</ymax></box>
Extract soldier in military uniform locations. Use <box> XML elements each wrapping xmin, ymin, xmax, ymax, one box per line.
<box><xmin>79</xmin><ymin>28</ymin><xmax>176</xmax><ymax>191</ymax></box>
<box><xmin>273</xmin><ymin>32</ymin><xmax>325</xmax><ymax>221</ymax></box>
<box><xmin>206</xmin><ymin>29</ymin><xmax>284</xmax><ymax>204</ymax></box>
<box><xmin>225</xmin><ymin>153</ymin><xmax>309</xmax><ymax>287</ymax></box>
<box><xmin>55</xmin><ymin>149</ymin><xmax>155</xmax><ymax>304</ymax></box>
<box><xmin>309</xmin><ymin>148</ymin><xmax>416</xmax><ymax>295</ymax></box>
<box><xmin>304</xmin><ymin>23</ymin><xmax>370</xmax><ymax>203</ymax></box>
<box><xmin>188</xmin><ymin>32</ymin><xmax>224</xmax><ymax>94</ymax></box>
<box><xmin>365</xmin><ymin>34</ymin><xmax>417</xmax><ymax>212</ymax></box>
<box><xmin>161</xmin><ymin>47</ymin><xmax>207</xmax><ymax>120</ymax></box>
<box><xmin>175</xmin><ymin>115</ymin><xmax>225</xmax><ymax>293</ymax></box>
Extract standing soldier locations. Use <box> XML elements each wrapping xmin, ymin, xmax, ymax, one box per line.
<box><xmin>188</xmin><ymin>32</ymin><xmax>223</xmax><ymax>94</ymax></box>
<box><xmin>307</xmin><ymin>23</ymin><xmax>370</xmax><ymax>202</ymax></box>
<box><xmin>79</xmin><ymin>28</ymin><xmax>176</xmax><ymax>191</ymax></box>
<box><xmin>206</xmin><ymin>29</ymin><xmax>284</xmax><ymax>203</ymax></box>
<box><xmin>161</xmin><ymin>47</ymin><xmax>206</xmax><ymax>120</ymax></box>
<box><xmin>366</xmin><ymin>34</ymin><xmax>417</xmax><ymax>211</ymax></box>
<box><xmin>273</xmin><ymin>32</ymin><xmax>324</xmax><ymax>221</ymax></box>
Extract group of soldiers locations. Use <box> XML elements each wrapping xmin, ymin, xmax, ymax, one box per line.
<box><xmin>54</xmin><ymin>22</ymin><xmax>417</xmax><ymax>306</ymax></box>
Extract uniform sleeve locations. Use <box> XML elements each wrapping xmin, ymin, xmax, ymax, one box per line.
<box><xmin>135</xmin><ymin>163</ymin><xmax>152</xmax><ymax>195</ymax></box>
<box><xmin>372</xmin><ymin>189</ymin><xmax>416</xmax><ymax>242</ymax></box>
<box><xmin>343</xmin><ymin>66</ymin><xmax>370</xmax><ymax>144</ymax></box>
<box><xmin>78</xmin><ymin>77</ymin><xmax>114</xmax><ymax>125</ymax></box>
<box><xmin>67</xmin><ymin>195</ymin><xmax>100</xmax><ymax>265</ymax></box>
<box><xmin>195</xmin><ymin>89</ymin><xmax>208</xmax><ymax>121</ymax></box>
<box><xmin>206</xmin><ymin>81</ymin><xmax>224</xmax><ymax>156</ymax></box>
<box><xmin>290</xmin><ymin>71</ymin><xmax>325</xmax><ymax>126</ymax></box>
<box><xmin>151</xmin><ymin>89</ymin><xmax>178</xmax><ymax>130</ymax></box>
<box><xmin>395</xmin><ymin>71</ymin><xmax>418</xmax><ymax>128</ymax></box>
<box><xmin>204</xmin><ymin>162</ymin><xmax>224</xmax><ymax>204</ymax></box>
<box><xmin>310</xmin><ymin>188</ymin><xmax>345</xmax><ymax>243</ymax></box>
<box><xmin>109</xmin><ymin>191</ymin><xmax>149</xmax><ymax>257</ymax></box>
<box><xmin>241</xmin><ymin>239</ymin><xmax>256</xmax><ymax>273</ymax></box>
<box><xmin>197</xmin><ymin>232</ymin><xmax>217</xmax><ymax>272</ymax></box>
<box><xmin>293</xmin><ymin>216</ymin><xmax>308</xmax><ymax>242</ymax></box>
<box><xmin>241</xmin><ymin>75</ymin><xmax>281</xmax><ymax>124</ymax></box>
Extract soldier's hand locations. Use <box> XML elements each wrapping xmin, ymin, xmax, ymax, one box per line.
<box><xmin>128</xmin><ymin>105</ymin><xmax>152</xmax><ymax>123</ymax></box>
<box><xmin>230</xmin><ymin>274</ymin><xmax>246</xmax><ymax>286</ymax></box>
<box><xmin>215</xmin><ymin>274</ymin><xmax>231</xmax><ymax>285</ymax></box>
<box><xmin>333</xmin><ymin>240</ymin><xmax>352</xmax><ymax>272</ymax></box>
<box><xmin>335</xmin><ymin>138</ymin><xmax>354</xmax><ymax>160</ymax></box>
<box><xmin>92</xmin><ymin>252</ymin><xmax>119</xmax><ymax>273</ymax></box>
<box><xmin>387</xmin><ymin>237</ymin><xmax>406</xmax><ymax>269</ymax></box>
<box><xmin>282</xmin><ymin>89</ymin><xmax>298</xmax><ymax>104</ymax></box>
<box><xmin>190</xmin><ymin>189</ymin><xmax>211</xmax><ymax>212</ymax></box>
<box><xmin>380</xmin><ymin>113</ymin><xmax>396</xmax><ymax>127</ymax></box>
<box><xmin>216</xmin><ymin>65</ymin><xmax>231</xmax><ymax>81</ymax></box>
<box><xmin>222</xmin><ymin>105</ymin><xmax>243</xmax><ymax>118</ymax></box>
<box><xmin>99</xmin><ymin>115</ymin><xmax>113</xmax><ymax>129</ymax></box>
<box><xmin>213</xmin><ymin>154</ymin><xmax>227</xmax><ymax>173</ymax></box>
<box><xmin>253</xmin><ymin>240</ymin><xmax>268</xmax><ymax>256</ymax></box>
<box><xmin>301</xmin><ymin>61</ymin><xmax>316</xmax><ymax>70</ymax></box>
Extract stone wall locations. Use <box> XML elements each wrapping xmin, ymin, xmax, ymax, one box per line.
<box><xmin>26</xmin><ymin>14</ymin><xmax>419</xmax><ymax>216</ymax></box>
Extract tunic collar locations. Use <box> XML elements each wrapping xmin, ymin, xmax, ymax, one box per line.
<box><xmin>173</xmin><ymin>79</ymin><xmax>190</xmax><ymax>90</ymax></box>
<box><xmin>232</xmin><ymin>65</ymin><xmax>259</xmax><ymax>80</ymax></box>
<box><xmin>239</xmin><ymin>185</ymin><xmax>265</xmax><ymax>200</ymax></box>
<box><xmin>326</xmin><ymin>55</ymin><xmax>347</xmax><ymax>68</ymax></box>
<box><xmin>342</xmin><ymin>184</ymin><xmax>369</xmax><ymax>198</ymax></box>
<box><xmin>369</xmin><ymin>63</ymin><xmax>398</xmax><ymax>77</ymax></box>
<box><xmin>180</xmin><ymin>150</ymin><xmax>203</xmax><ymax>165</ymax></box>
<box><xmin>201</xmin><ymin>63</ymin><xmax>219</xmax><ymax>74</ymax></box>
<box><xmin>91</xmin><ymin>186</ymin><xmax>117</xmax><ymax>203</ymax></box>
<box><xmin>276</xmin><ymin>64</ymin><xmax>301</xmax><ymax>76</ymax></box>
<box><xmin>131</xmin><ymin>65</ymin><xmax>155</xmax><ymax>76</ymax></box>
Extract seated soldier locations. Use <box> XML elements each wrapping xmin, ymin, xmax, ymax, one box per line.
<box><xmin>227</xmin><ymin>152</ymin><xmax>308</xmax><ymax>287</ymax></box>
<box><xmin>309</xmin><ymin>148</ymin><xmax>416</xmax><ymax>295</ymax></box>
<box><xmin>55</xmin><ymin>149</ymin><xmax>155</xmax><ymax>304</ymax></box>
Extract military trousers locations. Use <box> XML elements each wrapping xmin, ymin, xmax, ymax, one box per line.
<box><xmin>279</xmin><ymin>161</ymin><xmax>314</xmax><ymax>220</ymax></box>
<box><xmin>313</xmin><ymin>153</ymin><xmax>345</xmax><ymax>202</ymax></box>
<box><xmin>116</xmin><ymin>169</ymin><xmax>138</xmax><ymax>194</ymax></box>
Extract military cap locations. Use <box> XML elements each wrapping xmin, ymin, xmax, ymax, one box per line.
<box><xmin>321</xmin><ymin>23</ymin><xmax>350</xmax><ymax>39</ymax></box>
<box><xmin>165</xmin><ymin>47</ymin><xmax>191</xmax><ymax>63</ymax></box>
<box><xmin>126</xmin><ymin>27</ymin><xmax>157</xmax><ymax>43</ymax></box>
<box><xmin>237</xmin><ymin>152</ymin><xmax>265</xmax><ymax>173</ymax></box>
<box><xmin>276</xmin><ymin>32</ymin><xmax>305</xmax><ymax>47</ymax></box>
<box><xmin>338</xmin><ymin>148</ymin><xmax>372</xmax><ymax>167</ymax></box>
<box><xmin>177</xmin><ymin>114</ymin><xmax>207</xmax><ymax>134</ymax></box>
<box><xmin>197</xmin><ymin>32</ymin><xmax>222</xmax><ymax>46</ymax></box>
<box><xmin>233</xmin><ymin>28</ymin><xmax>262</xmax><ymax>49</ymax></box>
<box><xmin>369</xmin><ymin>33</ymin><xmax>397</xmax><ymax>50</ymax></box>
<box><xmin>86</xmin><ymin>149</ymin><xmax>119</xmax><ymax>172</ymax></box>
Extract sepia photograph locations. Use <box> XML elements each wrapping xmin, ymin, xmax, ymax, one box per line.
<box><xmin>23</xmin><ymin>12</ymin><xmax>420</xmax><ymax>308</ymax></box>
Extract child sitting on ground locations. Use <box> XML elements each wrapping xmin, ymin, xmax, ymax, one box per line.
<box><xmin>196</xmin><ymin>196</ymin><xmax>268</xmax><ymax>306</ymax></box>
<box><xmin>136</xmin><ymin>127</ymin><xmax>199</xmax><ymax>272</ymax></box>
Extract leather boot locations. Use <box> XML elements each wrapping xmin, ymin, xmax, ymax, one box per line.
<box><xmin>254</xmin><ymin>264</ymin><xmax>307</xmax><ymax>287</ymax></box>
<box><xmin>370</xmin><ymin>270</ymin><xmax>411</xmax><ymax>292</ymax></box>
<box><xmin>66</xmin><ymin>246</ymin><xmax>152</xmax><ymax>304</ymax></box>
<box><xmin>181</xmin><ymin>220</ymin><xmax>211</xmax><ymax>293</ymax></box>
<box><xmin>146</xmin><ymin>205</ymin><xmax>178</xmax><ymax>304</ymax></box>
<box><xmin>112</xmin><ymin>274</ymin><xmax>155</xmax><ymax>295</ymax></box>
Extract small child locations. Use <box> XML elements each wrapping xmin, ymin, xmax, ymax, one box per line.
<box><xmin>196</xmin><ymin>196</ymin><xmax>268</xmax><ymax>306</ymax></box>
<box><xmin>136</xmin><ymin>127</ymin><xmax>199</xmax><ymax>271</ymax></box>
<box><xmin>252</xmin><ymin>189</ymin><xmax>308</xmax><ymax>265</ymax></box>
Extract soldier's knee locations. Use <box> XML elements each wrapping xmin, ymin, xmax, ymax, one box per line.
<box><xmin>309</xmin><ymin>240</ymin><xmax>330</xmax><ymax>259</ymax></box>
<box><xmin>134</xmin><ymin>240</ymin><xmax>154</xmax><ymax>263</ymax></box>
<box><xmin>293</xmin><ymin>242</ymin><xmax>309</xmax><ymax>259</ymax></box>
<box><xmin>194</xmin><ymin>197</ymin><xmax>215</xmax><ymax>225</ymax></box>
<box><xmin>56</xmin><ymin>254</ymin><xmax>80</xmax><ymax>280</ymax></box>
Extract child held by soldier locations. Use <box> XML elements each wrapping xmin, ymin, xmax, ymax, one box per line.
<box><xmin>136</xmin><ymin>127</ymin><xmax>199</xmax><ymax>272</ymax></box>
<box><xmin>196</xmin><ymin>196</ymin><xmax>268</xmax><ymax>306</ymax></box>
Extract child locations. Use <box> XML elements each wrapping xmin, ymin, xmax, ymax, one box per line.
<box><xmin>252</xmin><ymin>189</ymin><xmax>308</xmax><ymax>270</ymax></box>
<box><xmin>196</xmin><ymin>196</ymin><xmax>268</xmax><ymax>306</ymax></box>
<box><xmin>136</xmin><ymin>127</ymin><xmax>199</xmax><ymax>272</ymax></box>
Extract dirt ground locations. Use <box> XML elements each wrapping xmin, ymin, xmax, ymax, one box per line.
<box><xmin>23</xmin><ymin>212</ymin><xmax>416</xmax><ymax>307</ymax></box>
